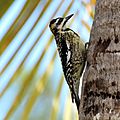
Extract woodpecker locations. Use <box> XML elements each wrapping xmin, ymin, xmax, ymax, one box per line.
<box><xmin>49</xmin><ymin>14</ymin><xmax>86</xmax><ymax>111</ymax></box>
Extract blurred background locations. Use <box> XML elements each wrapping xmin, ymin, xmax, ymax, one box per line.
<box><xmin>0</xmin><ymin>0</ymin><xmax>95</xmax><ymax>120</ymax></box>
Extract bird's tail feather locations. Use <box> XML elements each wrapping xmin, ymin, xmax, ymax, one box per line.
<box><xmin>75</xmin><ymin>95</ymin><xmax>80</xmax><ymax>112</ymax></box>
<box><xmin>71</xmin><ymin>93</ymin><xmax>80</xmax><ymax>112</ymax></box>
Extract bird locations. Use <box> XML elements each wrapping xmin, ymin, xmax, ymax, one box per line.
<box><xmin>49</xmin><ymin>14</ymin><xmax>86</xmax><ymax>111</ymax></box>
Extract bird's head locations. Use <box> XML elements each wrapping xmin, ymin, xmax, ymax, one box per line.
<box><xmin>49</xmin><ymin>14</ymin><xmax>74</xmax><ymax>35</ymax></box>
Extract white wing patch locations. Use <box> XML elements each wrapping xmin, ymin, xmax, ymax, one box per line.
<box><xmin>67</xmin><ymin>50</ymin><xmax>71</xmax><ymax>63</ymax></box>
<box><xmin>66</xmin><ymin>40</ymin><xmax>71</xmax><ymax>63</ymax></box>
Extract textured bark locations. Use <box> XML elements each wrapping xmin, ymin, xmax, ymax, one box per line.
<box><xmin>79</xmin><ymin>0</ymin><xmax>120</xmax><ymax>120</ymax></box>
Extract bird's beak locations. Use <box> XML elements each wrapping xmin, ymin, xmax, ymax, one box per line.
<box><xmin>65</xmin><ymin>14</ymin><xmax>74</xmax><ymax>21</ymax></box>
<box><xmin>63</xmin><ymin>14</ymin><xmax>74</xmax><ymax>27</ymax></box>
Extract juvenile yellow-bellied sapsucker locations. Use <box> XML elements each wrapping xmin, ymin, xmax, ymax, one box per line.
<box><xmin>49</xmin><ymin>14</ymin><xmax>86</xmax><ymax>111</ymax></box>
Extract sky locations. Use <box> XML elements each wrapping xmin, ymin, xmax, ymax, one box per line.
<box><xmin>0</xmin><ymin>0</ymin><xmax>93</xmax><ymax>119</ymax></box>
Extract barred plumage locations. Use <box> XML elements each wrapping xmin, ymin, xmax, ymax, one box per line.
<box><xmin>49</xmin><ymin>14</ymin><xmax>86</xmax><ymax>111</ymax></box>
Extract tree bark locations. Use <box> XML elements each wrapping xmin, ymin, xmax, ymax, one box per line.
<box><xmin>79</xmin><ymin>0</ymin><xmax>120</xmax><ymax>119</ymax></box>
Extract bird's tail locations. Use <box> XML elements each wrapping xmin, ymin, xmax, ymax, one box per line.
<box><xmin>75</xmin><ymin>94</ymin><xmax>80</xmax><ymax>112</ymax></box>
<box><xmin>71</xmin><ymin>92</ymin><xmax>80</xmax><ymax>112</ymax></box>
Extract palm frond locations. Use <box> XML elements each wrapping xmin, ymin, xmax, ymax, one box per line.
<box><xmin>0</xmin><ymin>0</ymin><xmax>95</xmax><ymax>119</ymax></box>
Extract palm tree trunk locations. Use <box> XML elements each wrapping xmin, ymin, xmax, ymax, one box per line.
<box><xmin>79</xmin><ymin>0</ymin><xmax>120</xmax><ymax>119</ymax></box>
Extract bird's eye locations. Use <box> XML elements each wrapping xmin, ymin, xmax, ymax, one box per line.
<box><xmin>56</xmin><ymin>18</ymin><xmax>63</xmax><ymax>25</ymax></box>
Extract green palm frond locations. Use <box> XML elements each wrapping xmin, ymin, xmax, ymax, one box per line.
<box><xmin>0</xmin><ymin>0</ymin><xmax>14</xmax><ymax>18</ymax></box>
